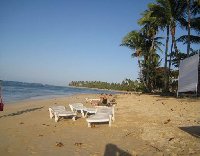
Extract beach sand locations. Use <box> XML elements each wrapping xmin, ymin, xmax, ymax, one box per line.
<box><xmin>0</xmin><ymin>93</ymin><xmax>199</xmax><ymax>156</ymax></box>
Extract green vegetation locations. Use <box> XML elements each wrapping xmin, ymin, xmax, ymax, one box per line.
<box><xmin>69</xmin><ymin>79</ymin><xmax>143</xmax><ymax>92</ymax></box>
<box><xmin>121</xmin><ymin>0</ymin><xmax>200</xmax><ymax>93</ymax></box>
<box><xmin>70</xmin><ymin>0</ymin><xmax>199</xmax><ymax>94</ymax></box>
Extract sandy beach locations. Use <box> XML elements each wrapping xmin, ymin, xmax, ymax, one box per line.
<box><xmin>0</xmin><ymin>93</ymin><xmax>199</xmax><ymax>156</ymax></box>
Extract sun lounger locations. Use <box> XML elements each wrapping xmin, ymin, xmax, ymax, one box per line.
<box><xmin>69</xmin><ymin>103</ymin><xmax>86</xmax><ymax>117</ymax></box>
<box><xmin>96</xmin><ymin>106</ymin><xmax>115</xmax><ymax>121</ymax></box>
<box><xmin>86</xmin><ymin>113</ymin><xmax>112</xmax><ymax>127</ymax></box>
<box><xmin>69</xmin><ymin>103</ymin><xmax>97</xmax><ymax>118</ymax></box>
<box><xmin>83</xmin><ymin>107</ymin><xmax>97</xmax><ymax>118</ymax></box>
<box><xmin>49</xmin><ymin>106</ymin><xmax>77</xmax><ymax>122</ymax></box>
<box><xmin>86</xmin><ymin>106</ymin><xmax>115</xmax><ymax>127</ymax></box>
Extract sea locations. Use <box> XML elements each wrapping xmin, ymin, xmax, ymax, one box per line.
<box><xmin>1</xmin><ymin>81</ymin><xmax>118</xmax><ymax>103</ymax></box>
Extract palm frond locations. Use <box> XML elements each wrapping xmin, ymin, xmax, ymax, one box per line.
<box><xmin>177</xmin><ymin>35</ymin><xmax>200</xmax><ymax>44</ymax></box>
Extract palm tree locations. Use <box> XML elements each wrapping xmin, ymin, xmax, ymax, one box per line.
<box><xmin>121</xmin><ymin>30</ymin><xmax>150</xmax><ymax>90</ymax></box>
<box><xmin>146</xmin><ymin>1</ymin><xmax>171</xmax><ymax>92</ymax></box>
<box><xmin>138</xmin><ymin>8</ymin><xmax>165</xmax><ymax>91</ymax></box>
<box><xmin>145</xmin><ymin>0</ymin><xmax>187</xmax><ymax>92</ymax></box>
<box><xmin>187</xmin><ymin>0</ymin><xmax>191</xmax><ymax>57</ymax></box>
<box><xmin>186</xmin><ymin>0</ymin><xmax>200</xmax><ymax>56</ymax></box>
<box><xmin>121</xmin><ymin>29</ymin><xmax>163</xmax><ymax>92</ymax></box>
<box><xmin>177</xmin><ymin>0</ymin><xmax>200</xmax><ymax>56</ymax></box>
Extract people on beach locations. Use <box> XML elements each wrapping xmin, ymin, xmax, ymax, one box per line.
<box><xmin>88</xmin><ymin>93</ymin><xmax>116</xmax><ymax>106</ymax></box>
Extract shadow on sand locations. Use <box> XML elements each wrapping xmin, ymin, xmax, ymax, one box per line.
<box><xmin>0</xmin><ymin>106</ymin><xmax>44</xmax><ymax>119</ymax></box>
<box><xmin>104</xmin><ymin>143</ymin><xmax>132</xmax><ymax>156</ymax></box>
<box><xmin>179</xmin><ymin>126</ymin><xmax>200</xmax><ymax>138</ymax></box>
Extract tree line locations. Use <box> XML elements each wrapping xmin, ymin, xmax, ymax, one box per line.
<box><xmin>121</xmin><ymin>0</ymin><xmax>199</xmax><ymax>93</ymax></box>
<box><xmin>69</xmin><ymin>79</ymin><xmax>143</xmax><ymax>92</ymax></box>
<box><xmin>70</xmin><ymin>0</ymin><xmax>199</xmax><ymax>94</ymax></box>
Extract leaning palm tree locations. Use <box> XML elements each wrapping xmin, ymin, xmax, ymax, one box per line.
<box><xmin>121</xmin><ymin>30</ymin><xmax>150</xmax><ymax>89</ymax></box>
<box><xmin>121</xmin><ymin>29</ymin><xmax>163</xmax><ymax>92</ymax></box>
<box><xmin>122</xmin><ymin>30</ymin><xmax>150</xmax><ymax>90</ymax></box>
<box><xmin>138</xmin><ymin>8</ymin><xmax>166</xmax><ymax>91</ymax></box>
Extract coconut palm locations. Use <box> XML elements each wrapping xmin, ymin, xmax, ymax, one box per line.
<box><xmin>121</xmin><ymin>28</ymin><xmax>163</xmax><ymax>91</ymax></box>
<box><xmin>121</xmin><ymin>30</ymin><xmax>150</xmax><ymax>90</ymax></box>
<box><xmin>185</xmin><ymin>0</ymin><xmax>200</xmax><ymax>56</ymax></box>
<box><xmin>177</xmin><ymin>0</ymin><xmax>200</xmax><ymax>56</ymax></box>
<box><xmin>144</xmin><ymin>0</ymin><xmax>187</xmax><ymax>92</ymax></box>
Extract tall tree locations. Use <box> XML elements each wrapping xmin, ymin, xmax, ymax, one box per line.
<box><xmin>145</xmin><ymin>0</ymin><xmax>187</xmax><ymax>92</ymax></box>
<box><xmin>121</xmin><ymin>30</ymin><xmax>150</xmax><ymax>89</ymax></box>
<box><xmin>146</xmin><ymin>2</ymin><xmax>171</xmax><ymax>92</ymax></box>
<box><xmin>187</xmin><ymin>0</ymin><xmax>191</xmax><ymax>57</ymax></box>
<box><xmin>138</xmin><ymin>8</ymin><xmax>164</xmax><ymax>90</ymax></box>
<box><xmin>177</xmin><ymin>0</ymin><xmax>200</xmax><ymax>56</ymax></box>
<box><xmin>121</xmin><ymin>30</ymin><xmax>163</xmax><ymax>92</ymax></box>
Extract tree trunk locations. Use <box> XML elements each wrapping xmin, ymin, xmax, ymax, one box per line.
<box><xmin>187</xmin><ymin>0</ymin><xmax>191</xmax><ymax>57</ymax></box>
<box><xmin>169</xmin><ymin>20</ymin><xmax>178</xmax><ymax>54</ymax></box>
<box><xmin>164</xmin><ymin>26</ymin><xmax>170</xmax><ymax>92</ymax></box>
<box><xmin>147</xmin><ymin>34</ymin><xmax>155</xmax><ymax>92</ymax></box>
<box><xmin>138</xmin><ymin>59</ymin><xmax>147</xmax><ymax>88</ymax></box>
<box><xmin>168</xmin><ymin>37</ymin><xmax>174</xmax><ymax>92</ymax></box>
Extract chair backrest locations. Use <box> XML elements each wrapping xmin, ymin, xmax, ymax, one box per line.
<box><xmin>50</xmin><ymin>106</ymin><xmax>66</xmax><ymax>111</ymax></box>
<box><xmin>97</xmin><ymin>106</ymin><xmax>114</xmax><ymax>115</ymax></box>
<box><xmin>69</xmin><ymin>103</ymin><xmax>84</xmax><ymax>111</ymax></box>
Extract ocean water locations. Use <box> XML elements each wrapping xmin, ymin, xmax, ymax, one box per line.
<box><xmin>1</xmin><ymin>81</ymin><xmax>118</xmax><ymax>103</ymax></box>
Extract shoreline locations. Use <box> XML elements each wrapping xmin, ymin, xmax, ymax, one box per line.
<box><xmin>67</xmin><ymin>85</ymin><xmax>134</xmax><ymax>93</ymax></box>
<box><xmin>3</xmin><ymin>85</ymin><xmax>122</xmax><ymax>105</ymax></box>
<box><xmin>0</xmin><ymin>93</ymin><xmax>199</xmax><ymax>155</ymax></box>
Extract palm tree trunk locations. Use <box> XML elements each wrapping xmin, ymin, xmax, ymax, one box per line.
<box><xmin>169</xmin><ymin>21</ymin><xmax>178</xmax><ymax>55</ymax></box>
<box><xmin>138</xmin><ymin>59</ymin><xmax>146</xmax><ymax>86</ymax></box>
<box><xmin>147</xmin><ymin>34</ymin><xmax>155</xmax><ymax>92</ymax></box>
<box><xmin>164</xmin><ymin>26</ymin><xmax>170</xmax><ymax>92</ymax></box>
<box><xmin>168</xmin><ymin>37</ymin><xmax>174</xmax><ymax>92</ymax></box>
<box><xmin>143</xmin><ymin>55</ymin><xmax>149</xmax><ymax>89</ymax></box>
<box><xmin>187</xmin><ymin>0</ymin><xmax>191</xmax><ymax>57</ymax></box>
<box><xmin>171</xmin><ymin>27</ymin><xmax>179</xmax><ymax>56</ymax></box>
<box><xmin>146</xmin><ymin>56</ymin><xmax>150</xmax><ymax>92</ymax></box>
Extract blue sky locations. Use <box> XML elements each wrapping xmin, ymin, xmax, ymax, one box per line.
<box><xmin>0</xmin><ymin>0</ymin><xmax>198</xmax><ymax>86</ymax></box>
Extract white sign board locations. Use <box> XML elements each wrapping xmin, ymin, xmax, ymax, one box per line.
<box><xmin>178</xmin><ymin>53</ymin><xmax>199</xmax><ymax>93</ymax></box>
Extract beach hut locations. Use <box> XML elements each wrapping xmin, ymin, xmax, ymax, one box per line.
<box><xmin>177</xmin><ymin>53</ymin><xmax>200</xmax><ymax>97</ymax></box>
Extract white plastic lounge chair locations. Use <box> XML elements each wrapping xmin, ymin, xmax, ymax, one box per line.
<box><xmin>49</xmin><ymin>106</ymin><xmax>66</xmax><ymax>119</ymax></box>
<box><xmin>96</xmin><ymin>106</ymin><xmax>115</xmax><ymax>121</ymax></box>
<box><xmin>49</xmin><ymin>106</ymin><xmax>77</xmax><ymax>122</ymax></box>
<box><xmin>83</xmin><ymin>107</ymin><xmax>97</xmax><ymax>118</ymax></box>
<box><xmin>86</xmin><ymin>107</ymin><xmax>115</xmax><ymax>127</ymax></box>
<box><xmin>86</xmin><ymin>113</ymin><xmax>112</xmax><ymax>127</ymax></box>
<box><xmin>69</xmin><ymin>103</ymin><xmax>86</xmax><ymax>117</ymax></box>
<box><xmin>69</xmin><ymin>103</ymin><xmax>97</xmax><ymax>118</ymax></box>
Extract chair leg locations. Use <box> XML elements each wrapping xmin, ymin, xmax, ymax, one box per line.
<box><xmin>84</xmin><ymin>112</ymin><xmax>88</xmax><ymax>118</ymax></box>
<box><xmin>81</xmin><ymin>110</ymin><xmax>85</xmax><ymax>118</ymax></box>
<box><xmin>112</xmin><ymin>116</ymin><xmax>115</xmax><ymax>122</ymax></box>
<box><xmin>72</xmin><ymin>116</ymin><xmax>76</xmax><ymax>121</ymax></box>
<box><xmin>109</xmin><ymin>121</ymin><xmax>111</xmax><ymax>127</ymax></box>
<box><xmin>49</xmin><ymin>108</ymin><xmax>54</xmax><ymax>119</ymax></box>
<box><xmin>88</xmin><ymin>122</ymin><xmax>91</xmax><ymax>127</ymax></box>
<box><xmin>109</xmin><ymin>115</ymin><xmax>112</xmax><ymax>127</ymax></box>
<box><xmin>55</xmin><ymin>114</ymin><xmax>59</xmax><ymax>122</ymax></box>
<box><xmin>112</xmin><ymin>107</ymin><xmax>115</xmax><ymax>121</ymax></box>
